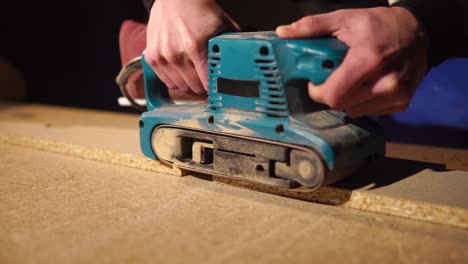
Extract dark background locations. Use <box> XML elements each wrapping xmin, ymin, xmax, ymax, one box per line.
<box><xmin>3</xmin><ymin>1</ymin><xmax>148</xmax><ymax>112</ymax></box>
<box><xmin>2</xmin><ymin>0</ymin><xmax>467</xmax><ymax>148</ymax></box>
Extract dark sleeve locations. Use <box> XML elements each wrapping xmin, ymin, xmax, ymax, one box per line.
<box><xmin>392</xmin><ymin>0</ymin><xmax>468</xmax><ymax>67</ymax></box>
<box><xmin>142</xmin><ymin>0</ymin><xmax>155</xmax><ymax>13</ymax></box>
<box><xmin>315</xmin><ymin>0</ymin><xmax>389</xmax><ymax>13</ymax></box>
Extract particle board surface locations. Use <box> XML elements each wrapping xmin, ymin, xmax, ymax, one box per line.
<box><xmin>1</xmin><ymin>102</ymin><xmax>467</xmax><ymax>208</ymax></box>
<box><xmin>1</xmin><ymin>102</ymin><xmax>468</xmax><ymax>263</ymax></box>
<box><xmin>2</xmin><ymin>133</ymin><xmax>467</xmax><ymax>230</ymax></box>
<box><xmin>1</xmin><ymin>143</ymin><xmax>468</xmax><ymax>264</ymax></box>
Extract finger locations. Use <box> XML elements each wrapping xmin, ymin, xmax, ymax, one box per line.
<box><xmin>154</xmin><ymin>59</ymin><xmax>191</xmax><ymax>91</ymax></box>
<box><xmin>276</xmin><ymin>12</ymin><xmax>341</xmax><ymax>39</ymax></box>
<box><xmin>143</xmin><ymin>51</ymin><xmax>178</xmax><ymax>89</ymax></box>
<box><xmin>371</xmin><ymin>104</ymin><xmax>409</xmax><ymax>116</ymax></box>
<box><xmin>371</xmin><ymin>72</ymin><xmax>402</xmax><ymax>95</ymax></box>
<box><xmin>152</xmin><ymin>63</ymin><xmax>177</xmax><ymax>89</ymax></box>
<box><xmin>345</xmin><ymin>92</ymin><xmax>410</xmax><ymax>117</ymax></box>
<box><xmin>149</xmin><ymin>50</ymin><xmax>203</xmax><ymax>93</ymax></box>
<box><xmin>167</xmin><ymin>64</ymin><xmax>191</xmax><ymax>92</ymax></box>
<box><xmin>192</xmin><ymin>49</ymin><xmax>209</xmax><ymax>92</ymax></box>
<box><xmin>308</xmin><ymin>49</ymin><xmax>383</xmax><ymax>110</ymax></box>
<box><xmin>176</xmin><ymin>61</ymin><xmax>206</xmax><ymax>94</ymax></box>
<box><xmin>333</xmin><ymin>72</ymin><xmax>401</xmax><ymax>110</ymax></box>
<box><xmin>158</xmin><ymin>48</ymin><xmax>194</xmax><ymax>92</ymax></box>
<box><xmin>168</xmin><ymin>88</ymin><xmax>208</xmax><ymax>102</ymax></box>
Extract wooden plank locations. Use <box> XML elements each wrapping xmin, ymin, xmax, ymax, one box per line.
<box><xmin>2</xmin><ymin>143</ymin><xmax>467</xmax><ymax>264</ymax></box>
<box><xmin>1</xmin><ymin>102</ymin><xmax>467</xmax><ymax>230</ymax></box>
<box><xmin>1</xmin><ymin>103</ymin><xmax>468</xmax><ymax>263</ymax></box>
<box><xmin>2</xmin><ymin>134</ymin><xmax>467</xmax><ymax>230</ymax></box>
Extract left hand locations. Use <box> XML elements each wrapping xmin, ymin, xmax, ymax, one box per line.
<box><xmin>276</xmin><ymin>7</ymin><xmax>429</xmax><ymax>117</ymax></box>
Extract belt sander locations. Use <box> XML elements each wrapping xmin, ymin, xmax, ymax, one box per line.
<box><xmin>135</xmin><ymin>31</ymin><xmax>385</xmax><ymax>190</ymax></box>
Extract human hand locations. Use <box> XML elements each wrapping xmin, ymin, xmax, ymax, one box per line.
<box><xmin>276</xmin><ymin>7</ymin><xmax>429</xmax><ymax>117</ymax></box>
<box><xmin>145</xmin><ymin>0</ymin><xmax>240</xmax><ymax>94</ymax></box>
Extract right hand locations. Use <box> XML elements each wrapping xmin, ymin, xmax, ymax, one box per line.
<box><xmin>276</xmin><ymin>7</ymin><xmax>428</xmax><ymax>117</ymax></box>
<box><xmin>145</xmin><ymin>0</ymin><xmax>240</xmax><ymax>94</ymax></box>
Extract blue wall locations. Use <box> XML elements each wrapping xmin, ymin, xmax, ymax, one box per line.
<box><xmin>373</xmin><ymin>58</ymin><xmax>468</xmax><ymax>149</ymax></box>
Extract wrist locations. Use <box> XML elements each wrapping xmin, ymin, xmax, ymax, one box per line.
<box><xmin>390</xmin><ymin>6</ymin><xmax>429</xmax><ymax>50</ymax></box>
<box><xmin>390</xmin><ymin>7</ymin><xmax>425</xmax><ymax>36</ymax></box>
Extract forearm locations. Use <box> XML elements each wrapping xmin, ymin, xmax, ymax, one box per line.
<box><xmin>143</xmin><ymin>0</ymin><xmax>220</xmax><ymax>13</ymax></box>
<box><xmin>392</xmin><ymin>0</ymin><xmax>468</xmax><ymax>67</ymax></box>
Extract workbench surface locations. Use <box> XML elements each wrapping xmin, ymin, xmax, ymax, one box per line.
<box><xmin>1</xmin><ymin>102</ymin><xmax>467</xmax><ymax>263</ymax></box>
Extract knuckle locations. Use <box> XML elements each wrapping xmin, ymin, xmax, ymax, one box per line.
<box><xmin>356</xmin><ymin>11</ymin><xmax>379</xmax><ymax>30</ymax></box>
<box><xmin>155</xmin><ymin>52</ymin><xmax>167</xmax><ymax>64</ymax></box>
<box><xmin>366</xmin><ymin>49</ymin><xmax>384</xmax><ymax>69</ymax></box>
<box><xmin>351</xmin><ymin>50</ymin><xmax>383</xmax><ymax>74</ymax></box>
<box><xmin>191</xmin><ymin>87</ymin><xmax>204</xmax><ymax>94</ymax></box>
<box><xmin>331</xmin><ymin>9</ymin><xmax>349</xmax><ymax>22</ymax></box>
<box><xmin>177</xmin><ymin>85</ymin><xmax>190</xmax><ymax>92</ymax></box>
<box><xmin>144</xmin><ymin>53</ymin><xmax>157</xmax><ymax>66</ymax></box>
<box><xmin>185</xmin><ymin>39</ymin><xmax>203</xmax><ymax>55</ymax></box>
<box><xmin>300</xmin><ymin>16</ymin><xmax>317</xmax><ymax>28</ymax></box>
<box><xmin>360</xmin><ymin>12</ymin><xmax>374</xmax><ymax>25</ymax></box>
<box><xmin>146</xmin><ymin>51</ymin><xmax>167</xmax><ymax>66</ymax></box>
<box><xmin>332</xmin><ymin>9</ymin><xmax>346</xmax><ymax>17</ymax></box>
<box><xmin>164</xmin><ymin>51</ymin><xmax>184</xmax><ymax>65</ymax></box>
<box><xmin>189</xmin><ymin>82</ymin><xmax>203</xmax><ymax>93</ymax></box>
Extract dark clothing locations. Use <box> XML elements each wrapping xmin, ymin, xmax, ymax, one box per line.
<box><xmin>142</xmin><ymin>0</ymin><xmax>389</xmax><ymax>32</ymax></box>
<box><xmin>142</xmin><ymin>0</ymin><xmax>389</xmax><ymax>10</ymax></box>
<box><xmin>142</xmin><ymin>0</ymin><xmax>468</xmax><ymax>68</ymax></box>
<box><xmin>142</xmin><ymin>0</ymin><xmax>389</xmax><ymax>28</ymax></box>
<box><xmin>392</xmin><ymin>0</ymin><xmax>468</xmax><ymax>67</ymax></box>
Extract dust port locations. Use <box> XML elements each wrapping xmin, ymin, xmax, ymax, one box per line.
<box><xmin>275</xmin><ymin>124</ymin><xmax>285</xmax><ymax>135</ymax></box>
<box><xmin>207</xmin><ymin>115</ymin><xmax>214</xmax><ymax>124</ymax></box>
<box><xmin>322</xmin><ymin>60</ymin><xmax>335</xmax><ymax>70</ymax></box>
<box><xmin>212</xmin><ymin>44</ymin><xmax>220</xmax><ymax>54</ymax></box>
<box><xmin>255</xmin><ymin>164</ymin><xmax>265</xmax><ymax>172</ymax></box>
<box><xmin>259</xmin><ymin>46</ymin><xmax>269</xmax><ymax>56</ymax></box>
<box><xmin>139</xmin><ymin>120</ymin><xmax>144</xmax><ymax>128</ymax></box>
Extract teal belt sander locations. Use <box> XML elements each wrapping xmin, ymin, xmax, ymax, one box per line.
<box><xmin>137</xmin><ymin>31</ymin><xmax>385</xmax><ymax>190</ymax></box>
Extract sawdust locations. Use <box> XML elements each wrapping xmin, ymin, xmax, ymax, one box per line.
<box><xmin>150</xmin><ymin>127</ymin><xmax>182</xmax><ymax>161</ymax></box>
<box><xmin>174</xmin><ymin>118</ymin><xmax>203</xmax><ymax>129</ymax></box>
<box><xmin>3</xmin><ymin>142</ymin><xmax>468</xmax><ymax>263</ymax></box>
<box><xmin>0</xmin><ymin>134</ymin><xmax>183</xmax><ymax>177</ymax></box>
<box><xmin>2</xmin><ymin>133</ymin><xmax>468</xmax><ymax>230</ymax></box>
<box><xmin>214</xmin><ymin>176</ymin><xmax>468</xmax><ymax>230</ymax></box>
<box><xmin>217</xmin><ymin>112</ymin><xmax>256</xmax><ymax>135</ymax></box>
<box><xmin>170</xmin><ymin>109</ymin><xmax>256</xmax><ymax>136</ymax></box>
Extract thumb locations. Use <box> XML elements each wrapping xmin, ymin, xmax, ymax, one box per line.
<box><xmin>276</xmin><ymin>13</ymin><xmax>340</xmax><ymax>39</ymax></box>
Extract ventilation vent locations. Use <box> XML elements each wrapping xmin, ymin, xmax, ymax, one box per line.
<box><xmin>254</xmin><ymin>57</ymin><xmax>287</xmax><ymax>118</ymax></box>
<box><xmin>208</xmin><ymin>53</ymin><xmax>221</xmax><ymax>109</ymax></box>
